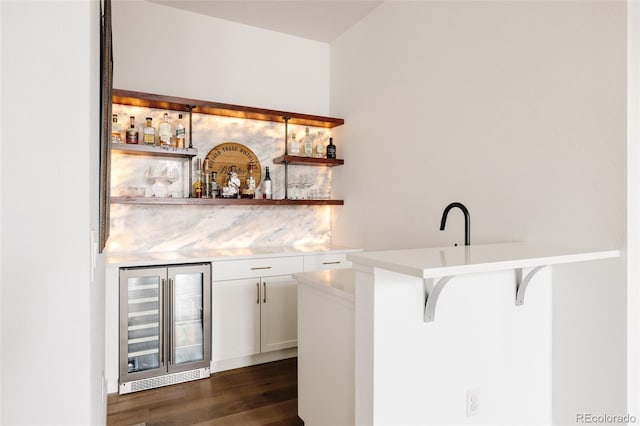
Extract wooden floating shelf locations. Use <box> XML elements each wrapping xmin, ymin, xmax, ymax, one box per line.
<box><xmin>273</xmin><ymin>155</ymin><xmax>344</xmax><ymax>167</ymax></box>
<box><xmin>113</xmin><ymin>89</ymin><xmax>344</xmax><ymax>129</ymax></box>
<box><xmin>112</xmin><ymin>143</ymin><xmax>197</xmax><ymax>158</ymax></box>
<box><xmin>111</xmin><ymin>197</ymin><xmax>344</xmax><ymax>206</ymax></box>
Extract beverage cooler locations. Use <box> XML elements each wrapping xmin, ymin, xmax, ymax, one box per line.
<box><xmin>119</xmin><ymin>263</ymin><xmax>211</xmax><ymax>394</ymax></box>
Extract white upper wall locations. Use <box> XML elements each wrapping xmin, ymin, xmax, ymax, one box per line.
<box><xmin>112</xmin><ymin>0</ymin><xmax>330</xmax><ymax>115</ymax></box>
<box><xmin>1</xmin><ymin>0</ymin><xmax>102</xmax><ymax>424</ymax></box>
<box><xmin>330</xmin><ymin>1</ymin><xmax>626</xmax><ymax>423</ymax></box>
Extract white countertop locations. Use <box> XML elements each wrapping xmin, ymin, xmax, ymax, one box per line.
<box><xmin>294</xmin><ymin>269</ymin><xmax>355</xmax><ymax>302</ymax></box>
<box><xmin>106</xmin><ymin>244</ymin><xmax>361</xmax><ymax>267</ymax></box>
<box><xmin>347</xmin><ymin>242</ymin><xmax>620</xmax><ymax>279</ymax></box>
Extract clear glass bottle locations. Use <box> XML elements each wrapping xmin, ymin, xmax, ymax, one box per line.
<box><xmin>302</xmin><ymin>127</ymin><xmax>313</xmax><ymax>157</ymax></box>
<box><xmin>142</xmin><ymin>117</ymin><xmax>156</xmax><ymax>145</ymax></box>
<box><xmin>126</xmin><ymin>116</ymin><xmax>138</xmax><ymax>144</ymax></box>
<box><xmin>314</xmin><ymin>131</ymin><xmax>325</xmax><ymax>158</ymax></box>
<box><xmin>243</xmin><ymin>161</ymin><xmax>256</xmax><ymax>199</ymax></box>
<box><xmin>111</xmin><ymin>114</ymin><xmax>123</xmax><ymax>144</ymax></box>
<box><xmin>288</xmin><ymin>133</ymin><xmax>300</xmax><ymax>155</ymax></box>
<box><xmin>193</xmin><ymin>158</ymin><xmax>202</xmax><ymax>198</ymax></box>
<box><xmin>175</xmin><ymin>113</ymin><xmax>186</xmax><ymax>148</ymax></box>
<box><xmin>326</xmin><ymin>137</ymin><xmax>337</xmax><ymax>159</ymax></box>
<box><xmin>158</xmin><ymin>113</ymin><xmax>172</xmax><ymax>146</ymax></box>
<box><xmin>263</xmin><ymin>166</ymin><xmax>272</xmax><ymax>199</ymax></box>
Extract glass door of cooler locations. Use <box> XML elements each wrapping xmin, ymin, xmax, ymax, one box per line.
<box><xmin>168</xmin><ymin>264</ymin><xmax>211</xmax><ymax>373</ymax></box>
<box><xmin>119</xmin><ymin>267</ymin><xmax>166</xmax><ymax>381</ymax></box>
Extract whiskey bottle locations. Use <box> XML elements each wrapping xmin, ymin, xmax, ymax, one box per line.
<box><xmin>175</xmin><ymin>113</ymin><xmax>186</xmax><ymax>148</ymax></box>
<box><xmin>126</xmin><ymin>116</ymin><xmax>139</xmax><ymax>144</ymax></box>
<box><xmin>326</xmin><ymin>137</ymin><xmax>337</xmax><ymax>159</ymax></box>
<box><xmin>142</xmin><ymin>117</ymin><xmax>156</xmax><ymax>145</ymax></box>
<box><xmin>302</xmin><ymin>127</ymin><xmax>313</xmax><ymax>157</ymax></box>
<box><xmin>111</xmin><ymin>114</ymin><xmax>123</xmax><ymax>143</ymax></box>
<box><xmin>158</xmin><ymin>113</ymin><xmax>172</xmax><ymax>146</ymax></box>
<box><xmin>288</xmin><ymin>133</ymin><xmax>300</xmax><ymax>155</ymax></box>
<box><xmin>263</xmin><ymin>167</ymin><xmax>272</xmax><ymax>200</ymax></box>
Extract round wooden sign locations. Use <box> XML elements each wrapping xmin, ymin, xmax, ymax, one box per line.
<box><xmin>204</xmin><ymin>142</ymin><xmax>262</xmax><ymax>190</ymax></box>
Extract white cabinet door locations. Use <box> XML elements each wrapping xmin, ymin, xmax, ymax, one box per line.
<box><xmin>260</xmin><ymin>275</ymin><xmax>298</xmax><ymax>353</ymax></box>
<box><xmin>212</xmin><ymin>278</ymin><xmax>261</xmax><ymax>361</ymax></box>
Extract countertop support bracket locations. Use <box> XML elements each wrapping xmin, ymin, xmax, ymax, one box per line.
<box><xmin>515</xmin><ymin>265</ymin><xmax>547</xmax><ymax>306</ymax></box>
<box><xmin>423</xmin><ymin>276</ymin><xmax>454</xmax><ymax>322</ymax></box>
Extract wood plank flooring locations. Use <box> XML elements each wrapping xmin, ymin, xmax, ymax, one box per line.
<box><xmin>107</xmin><ymin>358</ymin><xmax>302</xmax><ymax>426</ymax></box>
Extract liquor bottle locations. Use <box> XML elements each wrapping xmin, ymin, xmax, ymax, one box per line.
<box><xmin>302</xmin><ymin>127</ymin><xmax>313</xmax><ymax>157</ymax></box>
<box><xmin>111</xmin><ymin>114</ymin><xmax>123</xmax><ymax>143</ymax></box>
<box><xmin>288</xmin><ymin>133</ymin><xmax>300</xmax><ymax>155</ymax></box>
<box><xmin>142</xmin><ymin>117</ymin><xmax>156</xmax><ymax>145</ymax></box>
<box><xmin>175</xmin><ymin>113</ymin><xmax>186</xmax><ymax>148</ymax></box>
<box><xmin>326</xmin><ymin>137</ymin><xmax>337</xmax><ymax>159</ymax></box>
<box><xmin>158</xmin><ymin>113</ymin><xmax>172</xmax><ymax>146</ymax></box>
<box><xmin>243</xmin><ymin>161</ymin><xmax>256</xmax><ymax>199</ymax></box>
<box><xmin>202</xmin><ymin>159</ymin><xmax>210</xmax><ymax>199</ymax></box>
<box><xmin>263</xmin><ymin>166</ymin><xmax>272</xmax><ymax>200</ymax></box>
<box><xmin>126</xmin><ymin>116</ymin><xmax>139</xmax><ymax>144</ymax></box>
<box><xmin>314</xmin><ymin>131</ymin><xmax>325</xmax><ymax>158</ymax></box>
<box><xmin>193</xmin><ymin>158</ymin><xmax>202</xmax><ymax>198</ymax></box>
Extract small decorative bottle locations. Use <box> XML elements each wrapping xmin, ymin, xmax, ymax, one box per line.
<box><xmin>326</xmin><ymin>137</ymin><xmax>337</xmax><ymax>159</ymax></box>
<box><xmin>302</xmin><ymin>127</ymin><xmax>313</xmax><ymax>157</ymax></box>
<box><xmin>157</xmin><ymin>113</ymin><xmax>172</xmax><ymax>146</ymax></box>
<box><xmin>263</xmin><ymin>167</ymin><xmax>272</xmax><ymax>200</ymax></box>
<box><xmin>126</xmin><ymin>116</ymin><xmax>138</xmax><ymax>144</ymax></box>
<box><xmin>175</xmin><ymin>113</ymin><xmax>186</xmax><ymax>148</ymax></box>
<box><xmin>142</xmin><ymin>117</ymin><xmax>156</xmax><ymax>145</ymax></box>
<box><xmin>288</xmin><ymin>133</ymin><xmax>300</xmax><ymax>155</ymax></box>
<box><xmin>111</xmin><ymin>114</ymin><xmax>123</xmax><ymax>143</ymax></box>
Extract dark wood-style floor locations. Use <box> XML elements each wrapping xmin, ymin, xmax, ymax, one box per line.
<box><xmin>107</xmin><ymin>358</ymin><xmax>302</xmax><ymax>426</ymax></box>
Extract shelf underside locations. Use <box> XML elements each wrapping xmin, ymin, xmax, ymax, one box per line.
<box><xmin>111</xmin><ymin>197</ymin><xmax>344</xmax><ymax>206</ymax></box>
<box><xmin>273</xmin><ymin>155</ymin><xmax>344</xmax><ymax>167</ymax></box>
<box><xmin>112</xmin><ymin>143</ymin><xmax>198</xmax><ymax>158</ymax></box>
<box><xmin>113</xmin><ymin>89</ymin><xmax>344</xmax><ymax>129</ymax></box>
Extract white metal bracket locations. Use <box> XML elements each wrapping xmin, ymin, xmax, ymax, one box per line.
<box><xmin>515</xmin><ymin>265</ymin><xmax>547</xmax><ymax>306</ymax></box>
<box><xmin>423</xmin><ymin>276</ymin><xmax>454</xmax><ymax>322</ymax></box>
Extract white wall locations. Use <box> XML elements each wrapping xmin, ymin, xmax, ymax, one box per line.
<box><xmin>112</xmin><ymin>0</ymin><xmax>329</xmax><ymax>115</ymax></box>
<box><xmin>331</xmin><ymin>1</ymin><xmax>626</xmax><ymax>423</ymax></box>
<box><xmin>628</xmin><ymin>0</ymin><xmax>640</xmax><ymax>419</ymax></box>
<box><xmin>0</xmin><ymin>1</ymin><xmax>104</xmax><ymax>424</ymax></box>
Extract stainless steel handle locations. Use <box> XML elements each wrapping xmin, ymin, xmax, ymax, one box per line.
<box><xmin>251</xmin><ymin>266</ymin><xmax>272</xmax><ymax>270</ymax></box>
<box><xmin>168</xmin><ymin>277</ymin><xmax>173</xmax><ymax>366</ymax></box>
<box><xmin>263</xmin><ymin>282</ymin><xmax>267</xmax><ymax>303</ymax></box>
<box><xmin>256</xmin><ymin>282</ymin><xmax>260</xmax><ymax>304</ymax></box>
<box><xmin>322</xmin><ymin>261</ymin><xmax>341</xmax><ymax>265</ymax></box>
<box><xmin>161</xmin><ymin>278</ymin><xmax>166</xmax><ymax>367</ymax></box>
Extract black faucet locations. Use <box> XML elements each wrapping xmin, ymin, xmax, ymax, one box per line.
<box><xmin>440</xmin><ymin>202</ymin><xmax>470</xmax><ymax>246</ymax></box>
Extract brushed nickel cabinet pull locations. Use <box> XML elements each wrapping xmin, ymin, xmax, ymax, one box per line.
<box><xmin>256</xmin><ymin>282</ymin><xmax>260</xmax><ymax>304</ymax></box>
<box><xmin>250</xmin><ymin>266</ymin><xmax>272</xmax><ymax>270</ymax></box>
<box><xmin>322</xmin><ymin>261</ymin><xmax>341</xmax><ymax>265</ymax></box>
<box><xmin>263</xmin><ymin>282</ymin><xmax>267</xmax><ymax>303</ymax></box>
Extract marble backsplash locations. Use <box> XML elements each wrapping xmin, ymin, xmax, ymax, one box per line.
<box><xmin>107</xmin><ymin>104</ymin><xmax>335</xmax><ymax>253</ymax></box>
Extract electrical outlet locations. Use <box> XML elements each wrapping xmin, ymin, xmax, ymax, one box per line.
<box><xmin>466</xmin><ymin>388</ymin><xmax>480</xmax><ymax>417</ymax></box>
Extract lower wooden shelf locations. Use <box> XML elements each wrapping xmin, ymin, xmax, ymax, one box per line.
<box><xmin>111</xmin><ymin>197</ymin><xmax>344</xmax><ymax>206</ymax></box>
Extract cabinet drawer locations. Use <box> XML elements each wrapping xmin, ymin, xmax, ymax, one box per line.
<box><xmin>213</xmin><ymin>256</ymin><xmax>304</xmax><ymax>281</ymax></box>
<box><xmin>303</xmin><ymin>253</ymin><xmax>351</xmax><ymax>271</ymax></box>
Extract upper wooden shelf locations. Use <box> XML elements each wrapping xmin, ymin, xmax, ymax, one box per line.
<box><xmin>273</xmin><ymin>155</ymin><xmax>344</xmax><ymax>167</ymax></box>
<box><xmin>111</xmin><ymin>197</ymin><xmax>344</xmax><ymax>206</ymax></box>
<box><xmin>112</xmin><ymin>143</ymin><xmax>197</xmax><ymax>158</ymax></box>
<box><xmin>112</xmin><ymin>89</ymin><xmax>345</xmax><ymax>129</ymax></box>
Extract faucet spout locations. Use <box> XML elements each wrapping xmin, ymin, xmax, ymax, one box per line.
<box><xmin>440</xmin><ymin>202</ymin><xmax>470</xmax><ymax>246</ymax></box>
